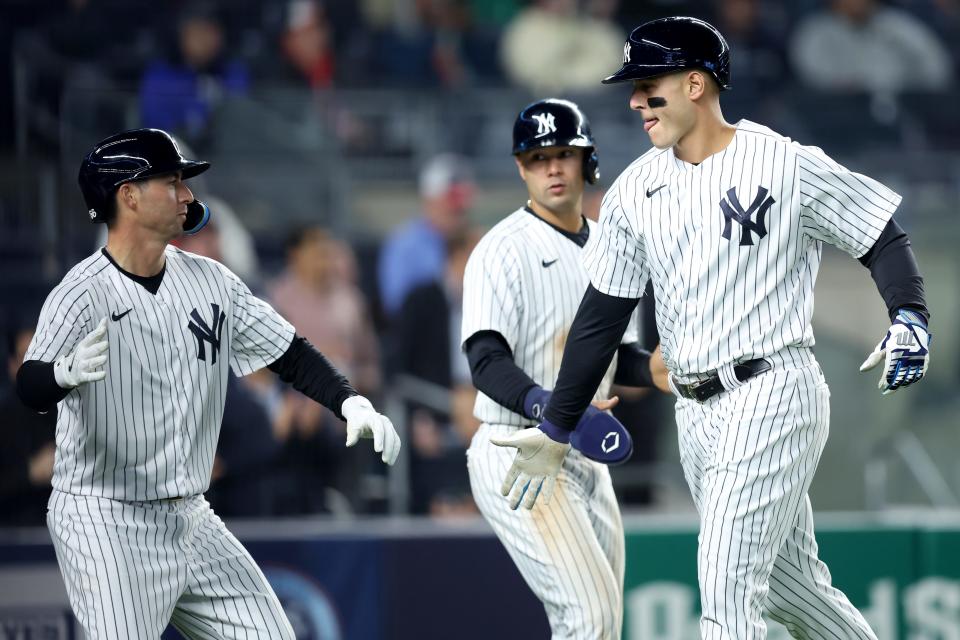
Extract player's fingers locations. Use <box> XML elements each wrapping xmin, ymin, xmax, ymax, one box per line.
<box><xmin>508</xmin><ymin>474</ymin><xmax>530</xmax><ymax>510</ymax></box>
<box><xmin>380</xmin><ymin>417</ymin><xmax>400</xmax><ymax>465</ymax></box>
<box><xmin>88</xmin><ymin>339</ymin><xmax>109</xmax><ymax>355</ymax></box>
<box><xmin>521</xmin><ymin>477</ymin><xmax>543</xmax><ymax>510</ymax></box>
<box><xmin>371</xmin><ymin>418</ymin><xmax>385</xmax><ymax>454</ymax></box>
<box><xmin>345</xmin><ymin>425</ymin><xmax>360</xmax><ymax>448</ymax></box>
<box><xmin>87</xmin><ymin>355</ymin><xmax>108</xmax><ymax>370</ymax></box>
<box><xmin>84</xmin><ymin>370</ymin><xmax>106</xmax><ymax>383</ymax></box>
<box><xmin>489</xmin><ymin>434</ymin><xmax>521</xmax><ymax>450</ymax></box>
<box><xmin>500</xmin><ymin>464</ymin><xmax>521</xmax><ymax>498</ymax></box>
<box><xmin>859</xmin><ymin>349</ymin><xmax>885</xmax><ymax>372</ymax></box>
<box><xmin>539</xmin><ymin>476</ymin><xmax>556</xmax><ymax>506</ymax></box>
<box><xmin>85</xmin><ymin>318</ymin><xmax>108</xmax><ymax>342</ymax></box>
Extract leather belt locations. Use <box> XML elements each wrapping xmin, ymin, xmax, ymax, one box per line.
<box><xmin>673</xmin><ymin>358</ymin><xmax>772</xmax><ymax>402</ymax></box>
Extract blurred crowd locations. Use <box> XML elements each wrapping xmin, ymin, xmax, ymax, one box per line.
<box><xmin>1</xmin><ymin>0</ymin><xmax>959</xmax><ymax>523</ymax></box>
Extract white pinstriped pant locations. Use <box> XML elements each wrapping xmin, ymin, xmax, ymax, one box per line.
<box><xmin>675</xmin><ymin>357</ymin><xmax>876</xmax><ymax>640</ymax></box>
<box><xmin>468</xmin><ymin>423</ymin><xmax>625</xmax><ymax>640</ymax></box>
<box><xmin>47</xmin><ymin>491</ymin><xmax>294</xmax><ymax>639</ymax></box>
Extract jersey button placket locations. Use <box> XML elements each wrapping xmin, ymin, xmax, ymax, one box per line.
<box><xmin>165</xmin><ymin>302</ymin><xmax>189</xmax><ymax>492</ymax></box>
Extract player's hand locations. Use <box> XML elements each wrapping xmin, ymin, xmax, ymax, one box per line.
<box><xmin>859</xmin><ymin>309</ymin><xmax>931</xmax><ymax>395</ymax></box>
<box><xmin>490</xmin><ymin>422</ymin><xmax>570</xmax><ymax>510</ymax></box>
<box><xmin>53</xmin><ymin>317</ymin><xmax>109</xmax><ymax>389</ymax></box>
<box><xmin>341</xmin><ymin>395</ymin><xmax>401</xmax><ymax>465</ymax></box>
<box><xmin>650</xmin><ymin>345</ymin><xmax>671</xmax><ymax>393</ymax></box>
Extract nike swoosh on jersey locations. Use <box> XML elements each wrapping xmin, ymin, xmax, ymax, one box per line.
<box><xmin>645</xmin><ymin>184</ymin><xmax>666</xmax><ymax>198</ymax></box>
<box><xmin>111</xmin><ymin>309</ymin><xmax>132</xmax><ymax>321</ymax></box>
<box><xmin>541</xmin><ymin>259</ymin><xmax>558</xmax><ymax>267</ymax></box>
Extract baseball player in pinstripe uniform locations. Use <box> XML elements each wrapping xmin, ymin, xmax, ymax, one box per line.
<box><xmin>16</xmin><ymin>128</ymin><xmax>401</xmax><ymax>639</ymax></box>
<box><xmin>462</xmin><ymin>98</ymin><xmax>668</xmax><ymax>639</ymax></box>
<box><xmin>495</xmin><ymin>18</ymin><xmax>932</xmax><ymax>640</ymax></box>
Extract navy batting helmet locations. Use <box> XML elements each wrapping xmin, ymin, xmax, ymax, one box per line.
<box><xmin>601</xmin><ymin>17</ymin><xmax>731</xmax><ymax>90</ymax></box>
<box><xmin>78</xmin><ymin>128</ymin><xmax>211</xmax><ymax>234</ymax></box>
<box><xmin>512</xmin><ymin>98</ymin><xmax>600</xmax><ymax>185</ymax></box>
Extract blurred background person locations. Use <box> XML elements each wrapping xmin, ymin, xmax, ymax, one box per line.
<box><xmin>389</xmin><ymin>228</ymin><xmax>483</xmax><ymax>515</ymax></box>
<box><xmin>499</xmin><ymin>0</ymin><xmax>624</xmax><ymax>94</ymax></box>
<box><xmin>268</xmin><ymin>225</ymin><xmax>382</xmax><ymax>513</ymax></box>
<box><xmin>378</xmin><ymin>153</ymin><xmax>475</xmax><ymax>318</ymax></box>
<box><xmin>790</xmin><ymin>0</ymin><xmax>953</xmax><ymax>92</ymax></box>
<box><xmin>0</xmin><ymin>321</ymin><xmax>56</xmax><ymax>526</ymax></box>
<box><xmin>140</xmin><ymin>2</ymin><xmax>250</xmax><ymax>146</ymax></box>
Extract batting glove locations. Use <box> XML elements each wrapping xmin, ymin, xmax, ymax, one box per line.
<box><xmin>341</xmin><ymin>395</ymin><xmax>401</xmax><ymax>465</ymax></box>
<box><xmin>859</xmin><ymin>309</ymin><xmax>931</xmax><ymax>395</ymax></box>
<box><xmin>53</xmin><ymin>317</ymin><xmax>109</xmax><ymax>389</ymax></box>
<box><xmin>490</xmin><ymin>421</ymin><xmax>570</xmax><ymax>510</ymax></box>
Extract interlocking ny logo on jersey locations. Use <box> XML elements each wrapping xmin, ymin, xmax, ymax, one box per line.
<box><xmin>533</xmin><ymin>112</ymin><xmax>556</xmax><ymax>135</ymax></box>
<box><xmin>187</xmin><ymin>303</ymin><xmax>226</xmax><ymax>364</ymax></box>
<box><xmin>719</xmin><ymin>186</ymin><xmax>775</xmax><ymax>246</ymax></box>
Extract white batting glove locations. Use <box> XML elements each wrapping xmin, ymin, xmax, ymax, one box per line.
<box><xmin>53</xmin><ymin>318</ymin><xmax>109</xmax><ymax>389</ymax></box>
<box><xmin>341</xmin><ymin>395</ymin><xmax>401</xmax><ymax>465</ymax></box>
<box><xmin>490</xmin><ymin>426</ymin><xmax>570</xmax><ymax>510</ymax></box>
<box><xmin>860</xmin><ymin>309</ymin><xmax>931</xmax><ymax>395</ymax></box>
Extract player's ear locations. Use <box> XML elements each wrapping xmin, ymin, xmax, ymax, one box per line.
<box><xmin>514</xmin><ymin>156</ymin><xmax>526</xmax><ymax>181</ymax></box>
<box><xmin>687</xmin><ymin>71</ymin><xmax>706</xmax><ymax>101</ymax></box>
<box><xmin>117</xmin><ymin>182</ymin><xmax>138</xmax><ymax>210</ymax></box>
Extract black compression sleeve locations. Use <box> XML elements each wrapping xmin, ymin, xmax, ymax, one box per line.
<box><xmin>465</xmin><ymin>331</ymin><xmax>538</xmax><ymax>416</ymax></box>
<box><xmin>16</xmin><ymin>360</ymin><xmax>70</xmax><ymax>413</ymax></box>
<box><xmin>614</xmin><ymin>343</ymin><xmax>654</xmax><ymax>387</ymax></box>
<box><xmin>858</xmin><ymin>219</ymin><xmax>929</xmax><ymax>322</ymax></box>
<box><xmin>544</xmin><ymin>285</ymin><xmax>639</xmax><ymax>430</ymax></box>
<box><xmin>267</xmin><ymin>335</ymin><xmax>357</xmax><ymax>421</ymax></box>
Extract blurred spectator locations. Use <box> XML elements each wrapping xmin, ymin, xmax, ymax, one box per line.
<box><xmin>278</xmin><ymin>0</ymin><xmax>336</xmax><ymax>89</ymax></box>
<box><xmin>206</xmin><ymin>373</ymin><xmax>283</xmax><ymax>518</ymax></box>
<box><xmin>378</xmin><ymin>153</ymin><xmax>475</xmax><ymax>316</ymax></box>
<box><xmin>790</xmin><ymin>0</ymin><xmax>953</xmax><ymax>92</ymax></box>
<box><xmin>362</xmin><ymin>0</ymin><xmax>498</xmax><ymax>87</ymax></box>
<box><xmin>269</xmin><ymin>226</ymin><xmax>380</xmax><ymax>394</ymax></box>
<box><xmin>0</xmin><ymin>325</ymin><xmax>55</xmax><ymax>526</ymax></box>
<box><xmin>500</xmin><ymin>0</ymin><xmax>624</xmax><ymax>94</ymax></box>
<box><xmin>711</xmin><ymin>0</ymin><xmax>789</xmax><ymax>94</ymax></box>
<box><xmin>390</xmin><ymin>228</ymin><xmax>482</xmax><ymax>515</ymax></box>
<box><xmin>139</xmin><ymin>2</ymin><xmax>250</xmax><ymax>144</ymax></box>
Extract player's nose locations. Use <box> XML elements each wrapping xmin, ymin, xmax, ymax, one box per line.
<box><xmin>179</xmin><ymin>183</ymin><xmax>194</xmax><ymax>203</ymax></box>
<box><xmin>629</xmin><ymin>89</ymin><xmax>646</xmax><ymax>112</ymax></box>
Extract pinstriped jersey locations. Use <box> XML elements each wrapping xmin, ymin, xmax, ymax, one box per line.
<box><xmin>26</xmin><ymin>246</ymin><xmax>295</xmax><ymax>500</ymax></box>
<box><xmin>584</xmin><ymin>119</ymin><xmax>900</xmax><ymax>376</ymax></box>
<box><xmin>462</xmin><ymin>208</ymin><xmax>638</xmax><ymax>427</ymax></box>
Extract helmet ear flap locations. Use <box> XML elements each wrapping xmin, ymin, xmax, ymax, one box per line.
<box><xmin>583</xmin><ymin>149</ymin><xmax>600</xmax><ymax>184</ymax></box>
<box><xmin>183</xmin><ymin>200</ymin><xmax>210</xmax><ymax>235</ymax></box>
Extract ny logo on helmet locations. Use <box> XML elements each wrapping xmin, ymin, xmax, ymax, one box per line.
<box><xmin>533</xmin><ymin>112</ymin><xmax>556</xmax><ymax>136</ymax></box>
<box><xmin>622</xmin><ymin>42</ymin><xmax>631</xmax><ymax>64</ymax></box>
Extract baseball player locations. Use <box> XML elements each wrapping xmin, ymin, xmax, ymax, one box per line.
<box><xmin>462</xmin><ymin>98</ymin><xmax>668</xmax><ymax>639</ymax></box>
<box><xmin>494</xmin><ymin>18</ymin><xmax>932</xmax><ymax>640</ymax></box>
<box><xmin>15</xmin><ymin>128</ymin><xmax>401</xmax><ymax>638</ymax></box>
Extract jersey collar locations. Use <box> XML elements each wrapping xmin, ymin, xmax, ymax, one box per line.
<box><xmin>101</xmin><ymin>248</ymin><xmax>166</xmax><ymax>295</ymax></box>
<box><xmin>523</xmin><ymin>206</ymin><xmax>590</xmax><ymax>248</ymax></box>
